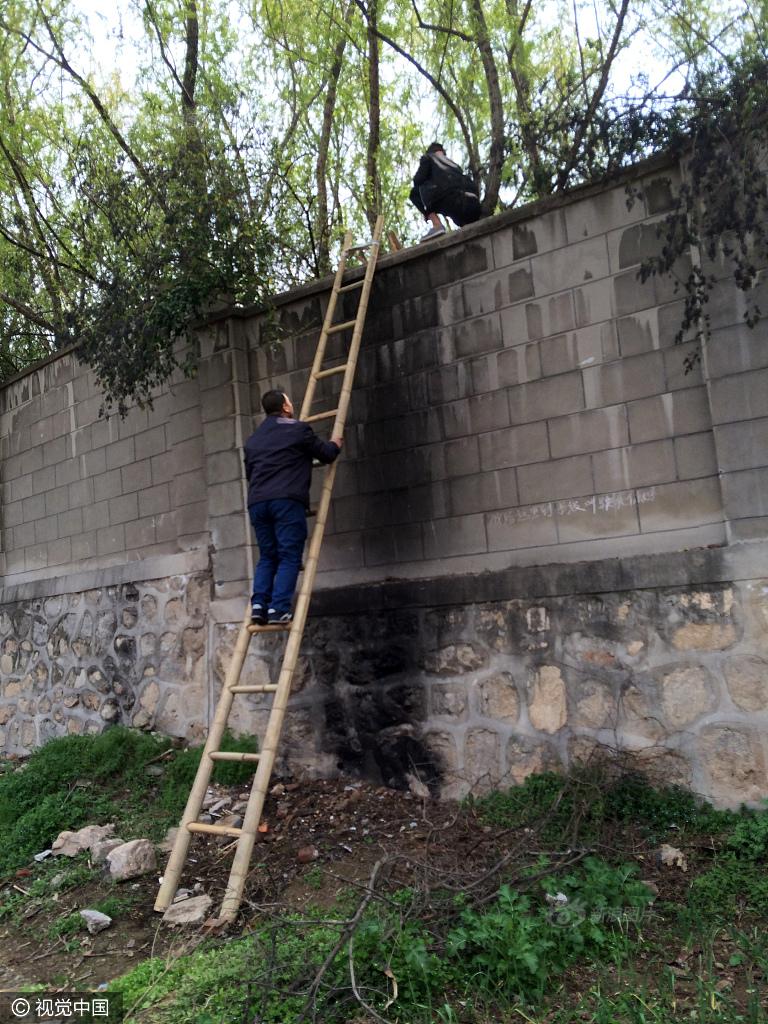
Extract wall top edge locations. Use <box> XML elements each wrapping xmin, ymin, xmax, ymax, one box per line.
<box><xmin>0</xmin><ymin>548</ymin><xmax>210</xmax><ymax>605</ymax></box>
<box><xmin>0</xmin><ymin>151</ymin><xmax>679</xmax><ymax>395</ymax></box>
<box><xmin>309</xmin><ymin>541</ymin><xmax>768</xmax><ymax>616</ymax></box>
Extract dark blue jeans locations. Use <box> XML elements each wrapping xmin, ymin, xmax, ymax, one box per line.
<box><xmin>249</xmin><ymin>499</ymin><xmax>308</xmax><ymax>615</ymax></box>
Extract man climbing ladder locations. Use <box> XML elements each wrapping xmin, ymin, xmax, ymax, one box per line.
<box><xmin>154</xmin><ymin>215</ymin><xmax>385</xmax><ymax>924</ymax></box>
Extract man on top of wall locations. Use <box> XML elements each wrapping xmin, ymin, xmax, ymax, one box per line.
<box><xmin>409</xmin><ymin>142</ymin><xmax>482</xmax><ymax>242</ymax></box>
<box><xmin>243</xmin><ymin>390</ymin><xmax>342</xmax><ymax>625</ymax></box>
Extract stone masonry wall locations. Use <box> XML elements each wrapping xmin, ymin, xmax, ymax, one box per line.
<box><xmin>0</xmin><ymin>570</ymin><xmax>211</xmax><ymax>751</ymax></box>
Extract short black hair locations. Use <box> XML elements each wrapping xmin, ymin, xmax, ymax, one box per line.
<box><xmin>262</xmin><ymin>389</ymin><xmax>286</xmax><ymax>415</ymax></box>
<box><xmin>427</xmin><ymin>141</ymin><xmax>444</xmax><ymax>154</ymax></box>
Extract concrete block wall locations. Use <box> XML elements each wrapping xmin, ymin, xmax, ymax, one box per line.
<box><xmin>248</xmin><ymin>161</ymin><xmax>742</xmax><ymax>593</ymax></box>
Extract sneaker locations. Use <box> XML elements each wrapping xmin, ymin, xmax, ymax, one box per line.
<box><xmin>251</xmin><ymin>603</ymin><xmax>267</xmax><ymax>626</ymax></box>
<box><xmin>420</xmin><ymin>224</ymin><xmax>445</xmax><ymax>242</ymax></box>
<box><xmin>267</xmin><ymin>610</ymin><xmax>293</xmax><ymax>625</ymax></box>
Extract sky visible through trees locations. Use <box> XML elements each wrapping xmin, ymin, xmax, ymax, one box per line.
<box><xmin>0</xmin><ymin>0</ymin><xmax>763</xmax><ymax>410</ymax></box>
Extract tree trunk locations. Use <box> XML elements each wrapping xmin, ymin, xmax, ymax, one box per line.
<box><xmin>469</xmin><ymin>0</ymin><xmax>504</xmax><ymax>216</ymax></box>
<box><xmin>365</xmin><ymin>0</ymin><xmax>381</xmax><ymax>232</ymax></box>
<box><xmin>315</xmin><ymin>8</ymin><xmax>351</xmax><ymax>274</ymax></box>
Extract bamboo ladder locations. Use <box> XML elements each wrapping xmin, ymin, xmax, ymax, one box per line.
<box><xmin>154</xmin><ymin>216</ymin><xmax>384</xmax><ymax>924</ymax></box>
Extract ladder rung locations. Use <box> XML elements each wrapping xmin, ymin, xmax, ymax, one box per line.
<box><xmin>327</xmin><ymin>319</ymin><xmax>356</xmax><ymax>335</ymax></box>
<box><xmin>346</xmin><ymin>240</ymin><xmax>378</xmax><ymax>253</ymax></box>
<box><xmin>247</xmin><ymin>622</ymin><xmax>292</xmax><ymax>634</ymax></box>
<box><xmin>230</xmin><ymin>684</ymin><xmax>278</xmax><ymax>693</ymax></box>
<box><xmin>304</xmin><ymin>408</ymin><xmax>338</xmax><ymax>423</ymax></box>
<box><xmin>338</xmin><ymin>280</ymin><xmax>364</xmax><ymax>293</ymax></box>
<box><xmin>315</xmin><ymin>362</ymin><xmax>349</xmax><ymax>379</ymax></box>
<box><xmin>209</xmin><ymin>751</ymin><xmax>261</xmax><ymax>763</ymax></box>
<box><xmin>187</xmin><ymin>822</ymin><xmax>243</xmax><ymax>838</ymax></box>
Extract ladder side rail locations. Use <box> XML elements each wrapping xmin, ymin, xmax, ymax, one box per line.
<box><xmin>219</xmin><ymin>458</ymin><xmax>340</xmax><ymax>920</ymax></box>
<box><xmin>300</xmin><ymin>231</ymin><xmax>353</xmax><ymax>420</ymax></box>
<box><xmin>154</xmin><ymin>606</ymin><xmax>255</xmax><ymax>912</ymax></box>
<box><xmin>331</xmin><ymin>215</ymin><xmax>383</xmax><ymax>438</ymax></box>
<box><xmin>220</xmin><ymin>220</ymin><xmax>383</xmax><ymax>920</ymax></box>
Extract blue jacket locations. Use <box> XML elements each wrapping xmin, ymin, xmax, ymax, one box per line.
<box><xmin>244</xmin><ymin>415</ymin><xmax>340</xmax><ymax>508</ymax></box>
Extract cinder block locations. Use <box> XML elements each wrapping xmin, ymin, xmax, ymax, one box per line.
<box><xmin>118</xmin><ymin>405</ymin><xmax>149</xmax><ymax>439</ymax></box>
<box><xmin>135</xmin><ymin>425</ymin><xmax>167</xmax><ymax>461</ymax></box>
<box><xmin>167</xmin><ymin>406</ymin><xmax>202</xmax><ymax>447</ymax></box>
<box><xmin>121</xmin><ymin>458</ymin><xmax>153</xmax><ymax>494</ymax></box>
<box><xmin>21</xmin><ymin>493</ymin><xmax>45</xmax><ymax>521</ymax></box>
<box><xmin>499</xmin><ymin>303</ymin><xmax>530</xmax><ymax>347</ymax></box>
<box><xmin>574</xmin><ymin>279</ymin><xmax>614</xmax><ymax>328</ymax></box>
<box><xmin>174</xmin><ymin>435</ymin><xmax>205</xmax><ymax>468</ymax></box>
<box><xmin>665</xmin><ymin>341</ymin><xmax>703</xmax><ymax>390</ymax></box>
<box><xmin>709</xmin><ymin>367</ymin><xmax>768</xmax><ymax>425</ymax></box>
<box><xmin>427</xmin><ymin>363</ymin><xmax>473</xmax><ymax>405</ymax></box>
<box><xmin>13</xmin><ymin>520</ymin><xmax>36</xmax><ymax>548</ymax></box>
<box><xmin>486</xmin><ymin>504</ymin><xmax>558</xmax><ymax>550</ymax></box>
<box><xmin>205</xmin><ymin>449</ymin><xmax>243</xmax><ymax>486</ymax></box>
<box><xmin>24</xmin><ymin>543</ymin><xmax>48</xmax><ymax>571</ymax></box>
<box><xmin>58</xmin><ymin>508</ymin><xmax>83</xmax><ymax>538</ymax></box>
<box><xmin>555</xmin><ymin>491</ymin><xmax>640</xmax><ymax>542</ymax></box>
<box><xmin>198</xmin><ymin>350</ymin><xmax>234</xmax><ymax>391</ymax></box>
<box><xmin>540</xmin><ymin>324</ymin><xmax>615</xmax><ymax>377</ymax></box>
<box><xmin>451</xmin><ymin>313</ymin><xmax>503</xmax><ymax>359</ymax></box>
<box><xmin>201</xmin><ymin>385</ymin><xmax>235</xmax><ymax>423</ymax></box>
<box><xmin>617</xmin><ymin>311</ymin><xmax>659</xmax><ymax>357</ymax></box>
<box><xmin>44</xmin><ymin>487</ymin><xmax>69</xmax><ymax>516</ymax></box>
<box><xmin>32</xmin><ymin>465</ymin><xmax>56</xmax><ymax>495</ymax></box>
<box><xmin>47</xmin><ymin>537</ymin><xmax>72</xmax><ymax>567</ymax></box>
<box><xmin>96</xmin><ymin>523</ymin><xmax>126</xmax><ymax>556</ymax></box>
<box><xmin>549</xmin><ymin>405</ymin><xmax>629</xmax><ymax>458</ymax></box>
<box><xmin>11</xmin><ymin>474</ymin><xmax>33</xmax><ymax>502</ymax></box>
<box><xmin>494</xmin><ymin>210</ymin><xmax>567</xmax><ymax>268</ymax></box>
<box><xmin>565</xmin><ymin>185</ymin><xmax>645</xmax><ymax>244</ymax></box>
<box><xmin>627</xmin><ymin>387</ymin><xmax>711</xmax><ymax>443</ymax></box>
<box><xmin>3</xmin><ymin>500</ymin><xmax>23</xmax><ymax>527</ymax></box>
<box><xmin>449</xmin><ymin>468</ymin><xmax>518</xmax><ymax>515</ymax></box>
<box><xmin>509</xmin><ymin>372</ymin><xmax>584</xmax><ymax>424</ymax></box>
<box><xmin>607</xmin><ymin>219</ymin><xmax>665</xmax><ymax>272</ymax></box>
<box><xmin>442</xmin><ymin>390</ymin><xmax>510</xmax><ymax>439</ymax></box>
<box><xmin>94</xmin><ymin>469</ymin><xmax>123</xmax><ymax>503</ymax></box>
<box><xmin>706</xmin><ymin>323</ymin><xmax>768</xmax><ymax>379</ymax></box>
<box><xmin>613</xmin><ymin>269</ymin><xmax>658</xmax><ymax>316</ymax></box>
<box><xmin>583</xmin><ymin>350</ymin><xmax>665</xmax><ymax>408</ymax></box>
<box><xmin>209</xmin><ymin>511</ymin><xmax>248</xmax><ymax>551</ymax></box>
<box><xmin>638</xmin><ymin>477</ymin><xmax>723</xmax><ymax>532</ymax></box>
<box><xmin>518</xmin><ymin>454</ymin><xmax>593</xmax><ymax>504</ymax></box>
<box><xmin>83</xmin><ymin>447</ymin><xmax>107</xmax><ymax>478</ymax></box>
<box><xmin>125</xmin><ymin>518</ymin><xmax>157</xmax><ymax>550</ymax></box>
<box><xmin>139</xmin><ymin>483</ymin><xmax>171</xmax><ymax>517</ymax></box>
<box><xmin>423</xmin><ymin>513</ymin><xmax>487</xmax><ymax>559</ymax></box>
<box><xmin>202</xmin><ymin>417</ymin><xmax>236</xmax><ymax>455</ymax></box>
<box><xmin>525</xmin><ymin>293</ymin><xmax>575</xmax><ymax>340</ymax></box>
<box><xmin>176</xmin><ymin>500</ymin><xmax>208</xmax><ymax>536</ymax></box>
<box><xmin>68</xmin><ymin>478</ymin><xmax>94</xmax><ymax>509</ymax></box>
<box><xmin>479</xmin><ymin>422</ymin><xmax>549</xmax><ymax>471</ymax></box>
<box><xmin>674</xmin><ymin>432</ymin><xmax>718</xmax><ymax>479</ymax></box>
<box><xmin>658</xmin><ymin>299</ymin><xmax>697</xmax><ymax>347</ymax></box>
<box><xmin>531</xmin><ymin>236</ymin><xmax>609</xmax><ymax>296</ymax></box>
<box><xmin>35</xmin><ymin>516</ymin><xmax>59</xmax><ymax>544</ymax></box>
<box><xmin>497</xmin><ymin>343</ymin><xmax>542</xmax><ymax>387</ymax></box>
<box><xmin>714</xmin><ymin>418</ymin><xmax>768</xmax><ymax>473</ymax></box>
<box><xmin>155</xmin><ymin>510</ymin><xmax>178</xmax><ymax>543</ymax></box>
<box><xmin>363</xmin><ymin>523</ymin><xmax>423</xmax><ymax>566</ymax></box>
<box><xmin>54</xmin><ymin>458</ymin><xmax>80</xmax><ymax>489</ymax></box>
<box><xmin>592</xmin><ymin>440</ymin><xmax>676</xmax><ymax>492</ymax></box>
<box><xmin>108</xmin><ymin>492</ymin><xmax>139</xmax><ymax>526</ymax></box>
<box><xmin>207</xmin><ymin>481</ymin><xmax>242</xmax><ymax>517</ymax></box>
<box><xmin>42</xmin><ymin>434</ymin><xmax>69</xmax><ymax>469</ymax></box>
<box><xmin>105</xmin><ymin>437</ymin><xmax>135</xmax><ymax>470</ymax></box>
<box><xmin>75</xmin><ymin>395</ymin><xmax>103</xmax><ymax>428</ymax></box>
<box><xmin>71</xmin><ymin>530</ymin><xmax>97</xmax><ymax>563</ymax></box>
<box><xmin>334</xmin><ymin>493</ymin><xmax>389</xmax><ymax>533</ymax></box>
<box><xmin>83</xmin><ymin>499</ymin><xmax>109</xmax><ymax>532</ymax></box>
<box><xmin>721</xmin><ymin>467</ymin><xmax>768</xmax><ymax>519</ymax></box>
<box><xmin>150</xmin><ymin>451</ymin><xmax>177</xmax><ymax>485</ymax></box>
<box><xmin>317</xmin><ymin>531</ymin><xmax>365</xmax><ymax>572</ymax></box>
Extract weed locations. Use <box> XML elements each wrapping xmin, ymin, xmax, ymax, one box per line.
<box><xmin>49</xmin><ymin>912</ymin><xmax>83</xmax><ymax>939</ymax></box>
<box><xmin>304</xmin><ymin>866</ymin><xmax>323</xmax><ymax>891</ymax></box>
<box><xmin>726</xmin><ymin>805</ymin><xmax>768</xmax><ymax>861</ymax></box>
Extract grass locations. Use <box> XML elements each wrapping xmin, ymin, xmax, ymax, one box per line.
<box><xmin>0</xmin><ymin>727</ymin><xmax>260</xmax><ymax>875</ymax></box>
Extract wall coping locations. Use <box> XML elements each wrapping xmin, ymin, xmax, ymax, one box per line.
<box><xmin>0</xmin><ymin>151</ymin><xmax>678</xmax><ymax>392</ymax></box>
<box><xmin>0</xmin><ymin>549</ymin><xmax>210</xmax><ymax>604</ymax></box>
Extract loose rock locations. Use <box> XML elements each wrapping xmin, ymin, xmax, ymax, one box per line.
<box><xmin>52</xmin><ymin>824</ymin><xmax>115</xmax><ymax>857</ymax></box>
<box><xmin>162</xmin><ymin>894</ymin><xmax>213</xmax><ymax>925</ymax></box>
<box><xmin>106</xmin><ymin>838</ymin><xmax>157</xmax><ymax>880</ymax></box>
<box><xmin>80</xmin><ymin>909</ymin><xmax>112</xmax><ymax>935</ymax></box>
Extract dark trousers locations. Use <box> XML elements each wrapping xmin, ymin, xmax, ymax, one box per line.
<box><xmin>249</xmin><ymin>499</ymin><xmax>307</xmax><ymax>615</ymax></box>
<box><xmin>408</xmin><ymin>186</ymin><xmax>482</xmax><ymax>227</ymax></box>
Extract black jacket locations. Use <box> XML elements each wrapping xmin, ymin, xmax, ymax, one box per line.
<box><xmin>410</xmin><ymin>151</ymin><xmax>478</xmax><ymax>214</ymax></box>
<box><xmin>244</xmin><ymin>415</ymin><xmax>340</xmax><ymax>508</ymax></box>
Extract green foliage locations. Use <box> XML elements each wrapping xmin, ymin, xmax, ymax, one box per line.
<box><xmin>726</xmin><ymin>806</ymin><xmax>768</xmax><ymax>861</ymax></box>
<box><xmin>0</xmin><ymin>728</ymin><xmax>169</xmax><ymax>874</ymax></box>
<box><xmin>157</xmin><ymin>731</ymin><xmax>259</xmax><ymax>819</ymax></box>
